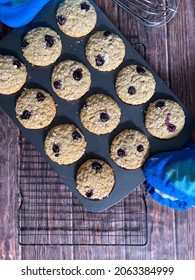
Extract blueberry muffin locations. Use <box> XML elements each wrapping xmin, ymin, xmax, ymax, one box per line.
<box><xmin>76</xmin><ymin>159</ymin><xmax>115</xmax><ymax>199</ymax></box>
<box><xmin>0</xmin><ymin>55</ymin><xmax>27</xmax><ymax>95</ymax></box>
<box><xmin>85</xmin><ymin>31</ymin><xmax>125</xmax><ymax>71</ymax></box>
<box><xmin>56</xmin><ymin>0</ymin><xmax>97</xmax><ymax>37</ymax></box>
<box><xmin>22</xmin><ymin>27</ymin><xmax>62</xmax><ymax>66</ymax></box>
<box><xmin>80</xmin><ymin>94</ymin><xmax>121</xmax><ymax>135</ymax></box>
<box><xmin>110</xmin><ymin>129</ymin><xmax>150</xmax><ymax>169</ymax></box>
<box><xmin>51</xmin><ymin>60</ymin><xmax>91</xmax><ymax>100</ymax></box>
<box><xmin>115</xmin><ymin>64</ymin><xmax>156</xmax><ymax>105</ymax></box>
<box><xmin>44</xmin><ymin>124</ymin><xmax>86</xmax><ymax>165</ymax></box>
<box><xmin>15</xmin><ymin>88</ymin><xmax>56</xmax><ymax>129</ymax></box>
<box><xmin>145</xmin><ymin>99</ymin><xmax>185</xmax><ymax>139</ymax></box>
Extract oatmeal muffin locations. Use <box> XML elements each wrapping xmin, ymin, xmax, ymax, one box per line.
<box><xmin>0</xmin><ymin>55</ymin><xmax>27</xmax><ymax>95</ymax></box>
<box><xmin>44</xmin><ymin>124</ymin><xmax>86</xmax><ymax>165</ymax></box>
<box><xmin>145</xmin><ymin>99</ymin><xmax>185</xmax><ymax>139</ymax></box>
<box><xmin>15</xmin><ymin>88</ymin><xmax>56</xmax><ymax>129</ymax></box>
<box><xmin>51</xmin><ymin>60</ymin><xmax>91</xmax><ymax>100</ymax></box>
<box><xmin>56</xmin><ymin>0</ymin><xmax>97</xmax><ymax>37</ymax></box>
<box><xmin>22</xmin><ymin>27</ymin><xmax>62</xmax><ymax>66</ymax></box>
<box><xmin>76</xmin><ymin>159</ymin><xmax>115</xmax><ymax>199</ymax></box>
<box><xmin>85</xmin><ymin>30</ymin><xmax>125</xmax><ymax>71</ymax></box>
<box><xmin>110</xmin><ymin>129</ymin><xmax>150</xmax><ymax>169</ymax></box>
<box><xmin>115</xmin><ymin>64</ymin><xmax>156</xmax><ymax>105</ymax></box>
<box><xmin>80</xmin><ymin>94</ymin><xmax>121</xmax><ymax>134</ymax></box>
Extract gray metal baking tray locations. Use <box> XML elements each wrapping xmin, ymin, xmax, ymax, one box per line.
<box><xmin>0</xmin><ymin>0</ymin><xmax>194</xmax><ymax>212</ymax></box>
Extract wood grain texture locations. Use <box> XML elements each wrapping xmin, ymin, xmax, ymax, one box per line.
<box><xmin>0</xmin><ymin>107</ymin><xmax>20</xmax><ymax>260</ymax></box>
<box><xmin>0</xmin><ymin>0</ymin><xmax>195</xmax><ymax>260</ymax></box>
<box><xmin>167</xmin><ymin>1</ymin><xmax>195</xmax><ymax>259</ymax></box>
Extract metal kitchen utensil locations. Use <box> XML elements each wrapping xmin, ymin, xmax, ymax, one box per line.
<box><xmin>113</xmin><ymin>0</ymin><xmax>180</xmax><ymax>26</ymax></box>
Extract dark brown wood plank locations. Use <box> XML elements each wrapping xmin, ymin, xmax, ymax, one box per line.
<box><xmin>167</xmin><ymin>0</ymin><xmax>195</xmax><ymax>259</ymax></box>
<box><xmin>22</xmin><ymin>245</ymin><xmax>74</xmax><ymax>260</ymax></box>
<box><xmin>175</xmin><ymin>208</ymin><xmax>195</xmax><ymax>260</ymax></box>
<box><xmin>94</xmin><ymin>0</ymin><xmax>119</xmax><ymax>27</ymax></box>
<box><xmin>0</xmin><ymin>107</ymin><xmax>20</xmax><ymax>259</ymax></box>
<box><xmin>167</xmin><ymin>0</ymin><xmax>195</xmax><ymax>141</ymax></box>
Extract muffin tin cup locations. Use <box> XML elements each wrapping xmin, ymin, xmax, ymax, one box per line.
<box><xmin>0</xmin><ymin>0</ymin><xmax>194</xmax><ymax>212</ymax></box>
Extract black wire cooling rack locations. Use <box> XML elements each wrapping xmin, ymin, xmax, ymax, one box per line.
<box><xmin>18</xmin><ymin>43</ymin><xmax>148</xmax><ymax>246</ymax></box>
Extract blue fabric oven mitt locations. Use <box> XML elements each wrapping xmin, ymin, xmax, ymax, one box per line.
<box><xmin>0</xmin><ymin>0</ymin><xmax>50</xmax><ymax>28</ymax></box>
<box><xmin>143</xmin><ymin>143</ymin><xmax>195</xmax><ymax>210</ymax></box>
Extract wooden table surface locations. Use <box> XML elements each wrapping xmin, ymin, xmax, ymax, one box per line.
<box><xmin>0</xmin><ymin>0</ymin><xmax>195</xmax><ymax>260</ymax></box>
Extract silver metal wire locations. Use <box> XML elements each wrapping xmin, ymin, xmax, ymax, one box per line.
<box><xmin>113</xmin><ymin>0</ymin><xmax>180</xmax><ymax>27</ymax></box>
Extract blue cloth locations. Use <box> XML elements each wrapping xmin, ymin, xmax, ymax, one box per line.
<box><xmin>0</xmin><ymin>0</ymin><xmax>50</xmax><ymax>28</ymax></box>
<box><xmin>143</xmin><ymin>143</ymin><xmax>195</xmax><ymax>210</ymax></box>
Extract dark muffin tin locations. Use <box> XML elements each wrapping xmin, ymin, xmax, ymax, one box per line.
<box><xmin>0</xmin><ymin>0</ymin><xmax>194</xmax><ymax>212</ymax></box>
